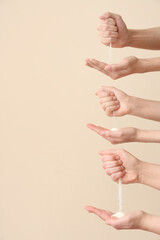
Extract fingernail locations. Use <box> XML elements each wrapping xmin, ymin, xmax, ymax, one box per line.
<box><xmin>99</xmin><ymin>151</ymin><xmax>103</xmax><ymax>155</ymax></box>
<box><xmin>105</xmin><ymin>65</ymin><xmax>111</xmax><ymax>70</ymax></box>
<box><xmin>101</xmin><ymin>131</ymin><xmax>106</xmax><ymax>136</ymax></box>
<box><xmin>106</xmin><ymin>221</ymin><xmax>111</xmax><ymax>225</ymax></box>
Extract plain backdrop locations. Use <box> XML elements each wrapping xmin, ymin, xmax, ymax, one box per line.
<box><xmin>0</xmin><ymin>0</ymin><xmax>160</xmax><ymax>239</ymax></box>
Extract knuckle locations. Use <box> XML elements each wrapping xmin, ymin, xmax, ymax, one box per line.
<box><xmin>112</xmin><ymin>72</ymin><xmax>119</xmax><ymax>80</ymax></box>
<box><xmin>114</xmin><ymin>226</ymin><xmax>121</xmax><ymax>230</ymax></box>
<box><xmin>106</xmin><ymin>169</ymin><xmax>111</xmax><ymax>175</ymax></box>
<box><xmin>106</xmin><ymin>31</ymin><xmax>112</xmax><ymax>37</ymax></box>
<box><xmin>111</xmin><ymin>174</ymin><xmax>115</xmax><ymax>180</ymax></box>
<box><xmin>110</xmin><ymin>140</ymin><xmax>116</xmax><ymax>145</ymax></box>
<box><xmin>105</xmin><ymin>12</ymin><xmax>111</xmax><ymax>18</ymax></box>
<box><xmin>112</xmin><ymin>75</ymin><xmax>118</xmax><ymax>80</ymax></box>
<box><xmin>101</xmin><ymin>39</ymin><xmax>106</xmax><ymax>44</ymax></box>
<box><xmin>112</xmin><ymin>75</ymin><xmax>117</xmax><ymax>80</ymax></box>
<box><xmin>119</xmin><ymin>132</ymin><xmax>123</xmax><ymax>138</ymax></box>
<box><xmin>117</xmin><ymin>15</ymin><xmax>122</xmax><ymax>20</ymax></box>
<box><xmin>105</xmin><ymin>108</ymin><xmax>109</xmax><ymax>113</ymax></box>
<box><xmin>101</xmin><ymin>157</ymin><xmax>105</xmax><ymax>162</ymax></box>
<box><xmin>102</xmin><ymin>163</ymin><xmax>106</xmax><ymax>168</ymax></box>
<box><xmin>102</xmin><ymin>105</ymin><xmax>106</xmax><ymax>110</ymax></box>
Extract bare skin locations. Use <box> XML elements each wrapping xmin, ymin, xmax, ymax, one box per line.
<box><xmin>87</xmin><ymin>124</ymin><xmax>160</xmax><ymax>144</ymax></box>
<box><xmin>84</xmin><ymin>148</ymin><xmax>160</xmax><ymax>234</ymax></box>
<box><xmin>98</xmin><ymin>12</ymin><xmax>160</xmax><ymax>50</ymax></box>
<box><xmin>97</xmin><ymin>86</ymin><xmax>160</xmax><ymax>122</ymax></box>
<box><xmin>85</xmin><ymin>57</ymin><xmax>160</xmax><ymax>80</ymax></box>
<box><xmin>84</xmin><ymin>206</ymin><xmax>160</xmax><ymax>235</ymax></box>
<box><xmin>98</xmin><ymin>149</ymin><xmax>160</xmax><ymax>190</ymax></box>
<box><xmin>85</xmin><ymin>12</ymin><xmax>160</xmax><ymax>80</ymax></box>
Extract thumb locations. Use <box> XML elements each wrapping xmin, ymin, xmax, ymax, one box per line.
<box><xmin>104</xmin><ymin>129</ymin><xmax>122</xmax><ymax>138</ymax></box>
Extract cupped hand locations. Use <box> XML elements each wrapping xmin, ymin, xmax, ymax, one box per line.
<box><xmin>85</xmin><ymin>56</ymin><xmax>139</xmax><ymax>80</ymax></box>
<box><xmin>85</xmin><ymin>205</ymin><xmax>144</xmax><ymax>230</ymax></box>
<box><xmin>87</xmin><ymin>123</ymin><xmax>138</xmax><ymax>144</ymax></box>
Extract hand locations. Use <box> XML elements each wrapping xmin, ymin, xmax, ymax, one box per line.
<box><xmin>85</xmin><ymin>206</ymin><xmax>144</xmax><ymax>230</ymax></box>
<box><xmin>85</xmin><ymin>56</ymin><xmax>139</xmax><ymax>80</ymax></box>
<box><xmin>96</xmin><ymin>86</ymin><xmax>131</xmax><ymax>117</ymax></box>
<box><xmin>99</xmin><ymin>149</ymin><xmax>141</xmax><ymax>184</ymax></box>
<box><xmin>97</xmin><ymin>12</ymin><xmax>129</xmax><ymax>48</ymax></box>
<box><xmin>87</xmin><ymin>124</ymin><xmax>138</xmax><ymax>144</ymax></box>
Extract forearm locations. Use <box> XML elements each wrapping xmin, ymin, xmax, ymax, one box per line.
<box><xmin>127</xmin><ymin>28</ymin><xmax>160</xmax><ymax>50</ymax></box>
<box><xmin>138</xmin><ymin>57</ymin><xmax>160</xmax><ymax>73</ymax></box>
<box><xmin>129</xmin><ymin>96</ymin><xmax>160</xmax><ymax>121</ymax></box>
<box><xmin>141</xmin><ymin>212</ymin><xmax>160</xmax><ymax>235</ymax></box>
<box><xmin>136</xmin><ymin>129</ymin><xmax>160</xmax><ymax>143</ymax></box>
<box><xmin>138</xmin><ymin>161</ymin><xmax>160</xmax><ymax>190</ymax></box>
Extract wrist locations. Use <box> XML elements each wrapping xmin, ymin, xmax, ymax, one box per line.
<box><xmin>127</xmin><ymin>95</ymin><xmax>139</xmax><ymax>116</ymax></box>
<box><xmin>138</xmin><ymin>211</ymin><xmax>150</xmax><ymax>231</ymax></box>
<box><xmin>127</xmin><ymin>29</ymin><xmax>147</xmax><ymax>48</ymax></box>
<box><xmin>139</xmin><ymin>212</ymin><xmax>160</xmax><ymax>234</ymax></box>
<box><xmin>135</xmin><ymin>129</ymin><xmax>149</xmax><ymax>142</ymax></box>
<box><xmin>136</xmin><ymin>58</ymin><xmax>149</xmax><ymax>73</ymax></box>
<box><xmin>133</xmin><ymin>128</ymin><xmax>140</xmax><ymax>141</ymax></box>
<box><xmin>127</xmin><ymin>29</ymin><xmax>139</xmax><ymax>47</ymax></box>
<box><xmin>128</xmin><ymin>95</ymin><xmax>146</xmax><ymax>117</ymax></box>
<box><xmin>136</xmin><ymin>160</ymin><xmax>146</xmax><ymax>184</ymax></box>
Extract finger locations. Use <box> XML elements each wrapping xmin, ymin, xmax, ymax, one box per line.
<box><xmin>85</xmin><ymin>58</ymin><xmax>94</xmax><ymax>67</ymax></box>
<box><xmin>105</xmin><ymin>218</ymin><xmax>124</xmax><ymax>229</ymax></box>
<box><xmin>105</xmin><ymin>104</ymin><xmax>120</xmax><ymax>115</ymax></box>
<box><xmin>107</xmin><ymin>61</ymin><xmax>127</xmax><ymax>72</ymax></box>
<box><xmin>106</xmin><ymin>215</ymin><xmax>129</xmax><ymax>229</ymax></box>
<box><xmin>105</xmin><ymin>166</ymin><xmax>125</xmax><ymax>175</ymax></box>
<box><xmin>97</xmin><ymin>24</ymin><xmax>118</xmax><ymax>32</ymax></box>
<box><xmin>88</xmin><ymin>58</ymin><xmax>106</xmax><ymax>68</ymax></box>
<box><xmin>101</xmin><ymin>100</ymin><xmax>119</xmax><ymax>108</ymax></box>
<box><xmin>85</xmin><ymin>205</ymin><xmax>113</xmax><ymax>221</ymax></box>
<box><xmin>101</xmin><ymin>103</ymin><xmax>118</xmax><ymax>112</ymax></box>
<box><xmin>86</xmin><ymin>59</ymin><xmax>107</xmax><ymax>74</ymax></box>
<box><xmin>99</xmin><ymin>96</ymin><xmax>117</xmax><ymax>103</ymax></box>
<box><xmin>100</xmin><ymin>86</ymin><xmax>116</xmax><ymax>93</ymax></box>
<box><xmin>101</xmin><ymin>154</ymin><xmax>120</xmax><ymax>162</ymax></box>
<box><xmin>102</xmin><ymin>160</ymin><xmax>122</xmax><ymax>169</ymax></box>
<box><xmin>102</xmin><ymin>101</ymin><xmax>119</xmax><ymax>112</ymax></box>
<box><xmin>106</xmin><ymin>137</ymin><xmax>122</xmax><ymax>144</ymax></box>
<box><xmin>100</xmin><ymin>18</ymin><xmax>116</xmax><ymax>25</ymax></box>
<box><xmin>87</xmin><ymin>123</ymin><xmax>107</xmax><ymax>135</ymax></box>
<box><xmin>87</xmin><ymin>126</ymin><xmax>117</xmax><ymax>141</ymax></box>
<box><xmin>104</xmin><ymin>64</ymin><xmax>125</xmax><ymax>80</ymax></box>
<box><xmin>100</xmin><ymin>37</ymin><xmax>117</xmax><ymax>45</ymax></box>
<box><xmin>99</xmin><ymin>149</ymin><xmax>119</xmax><ymax>155</ymax></box>
<box><xmin>98</xmin><ymin>91</ymin><xmax>110</xmax><ymax>98</ymax></box>
<box><xmin>100</xmin><ymin>12</ymin><xmax>122</xmax><ymax>21</ymax></box>
<box><xmin>102</xmin><ymin>129</ymin><xmax>122</xmax><ymax>138</ymax></box>
<box><xmin>111</xmin><ymin>171</ymin><xmax>126</xmax><ymax>182</ymax></box>
<box><xmin>98</xmin><ymin>31</ymin><xmax>118</xmax><ymax>38</ymax></box>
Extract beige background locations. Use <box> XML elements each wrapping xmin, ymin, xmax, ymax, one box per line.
<box><xmin>0</xmin><ymin>0</ymin><xmax>160</xmax><ymax>239</ymax></box>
